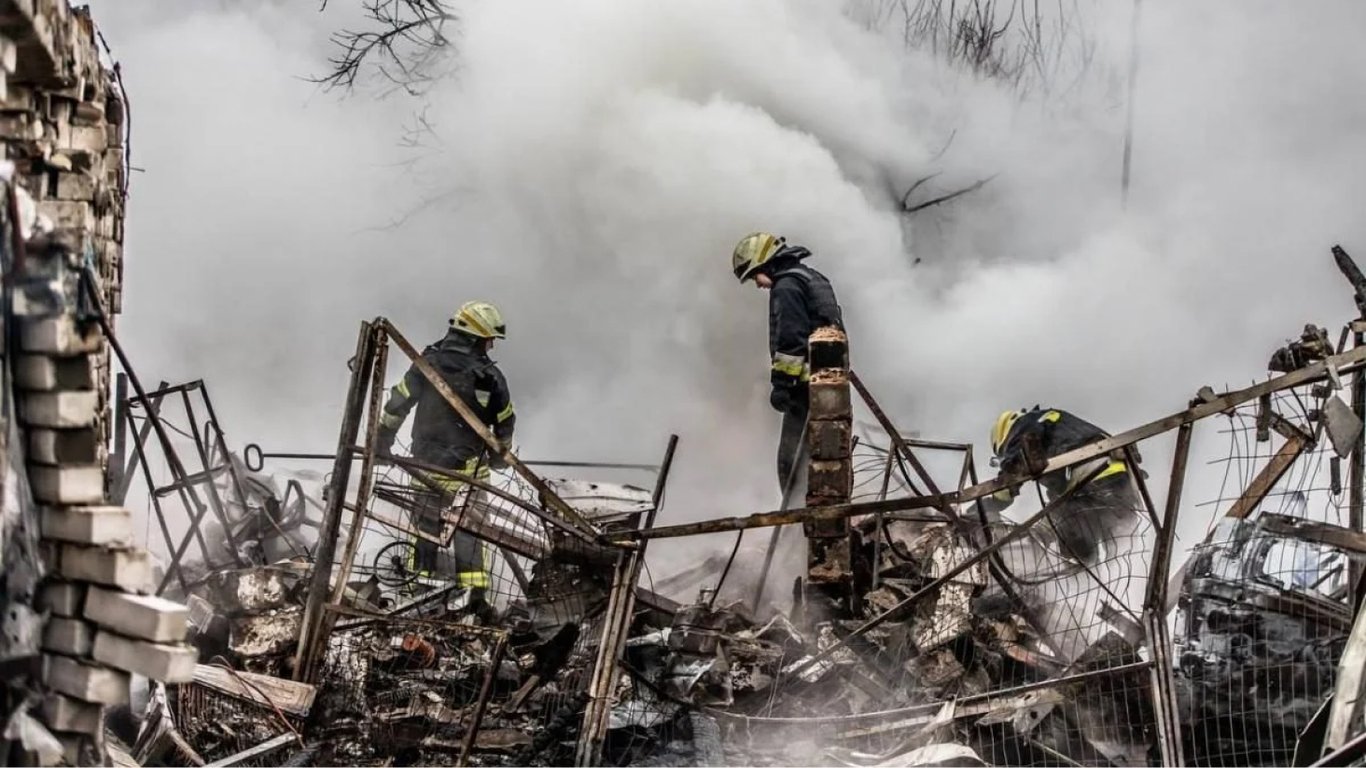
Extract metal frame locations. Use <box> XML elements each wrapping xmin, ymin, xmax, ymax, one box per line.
<box><xmin>118</xmin><ymin>378</ymin><xmax>267</xmax><ymax>594</ymax></box>
<box><xmin>274</xmin><ymin>251</ymin><xmax>1366</xmax><ymax>766</ymax></box>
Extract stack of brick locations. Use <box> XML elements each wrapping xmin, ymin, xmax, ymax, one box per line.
<box><xmin>803</xmin><ymin>327</ymin><xmax>856</xmax><ymax>620</ymax></box>
<box><xmin>1</xmin><ymin>0</ymin><xmax>127</xmax><ymax>466</ymax></box>
<box><xmin>0</xmin><ymin>2</ymin><xmax>194</xmax><ymax>765</ymax></box>
<box><xmin>38</xmin><ymin>513</ymin><xmax>196</xmax><ymax>764</ymax></box>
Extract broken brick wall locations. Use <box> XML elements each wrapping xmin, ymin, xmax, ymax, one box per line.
<box><xmin>2</xmin><ymin>2</ymin><xmax>193</xmax><ymax>766</ymax></box>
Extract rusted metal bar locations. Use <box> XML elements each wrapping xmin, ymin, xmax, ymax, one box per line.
<box><xmin>180</xmin><ymin>389</ymin><xmax>247</xmax><ymax>565</ymax></box>
<box><xmin>294</xmin><ymin>320</ymin><xmax>377</xmax><ymax>683</ymax></box>
<box><xmin>199</xmin><ymin>383</ymin><xmax>258</xmax><ymax>546</ymax></box>
<box><xmin>575</xmin><ymin>435</ymin><xmax>679</xmax><ymax>767</ymax></box>
<box><xmin>1260</xmin><ymin>514</ymin><xmax>1366</xmax><ymax>554</ymax></box>
<box><xmin>619</xmin><ymin>350</ymin><xmax>1366</xmax><ymax>545</ymax></box>
<box><xmin>110</xmin><ymin>373</ymin><xmax>129</xmax><ymax>498</ymax></box>
<box><xmin>114</xmin><ymin>382</ymin><xmax>166</xmax><ymax>505</ymax></box>
<box><xmin>783</xmin><ymin>460</ymin><xmax>1111</xmax><ymax>680</ymax></box>
<box><xmin>1136</xmin><ymin>424</ymin><xmax>1192</xmax><ymax>766</ymax></box>
<box><xmin>1145</xmin><ymin>611</ymin><xmax>1184</xmax><ymax>767</ymax></box>
<box><xmin>1147</xmin><ymin>424</ymin><xmax>1192</xmax><ymax>615</ymax></box>
<box><xmin>126</xmin><ymin>396</ymin><xmax>187</xmax><ymax>595</ymax></box>
<box><xmin>457</xmin><ymin>632</ymin><xmax>509</xmax><ymax>767</ymax></box>
<box><xmin>1226</xmin><ymin>434</ymin><xmax>1308</xmax><ymax>520</ymax></box>
<box><xmin>382</xmin><ymin>319</ymin><xmax>596</xmax><ymax>535</ymax></box>
<box><xmin>330</xmin><ymin>326</ymin><xmax>388</xmax><ymax>602</ymax></box>
<box><xmin>850</xmin><ymin>369</ymin><xmax>948</xmax><ymax>503</ymax></box>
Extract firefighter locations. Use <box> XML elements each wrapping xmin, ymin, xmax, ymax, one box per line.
<box><xmin>732</xmin><ymin>232</ymin><xmax>845</xmax><ymax>495</ymax></box>
<box><xmin>983</xmin><ymin>406</ymin><xmax>1141</xmax><ymax>564</ymax></box>
<box><xmin>375</xmin><ymin>300</ymin><xmax>516</xmax><ymax>598</ymax></box>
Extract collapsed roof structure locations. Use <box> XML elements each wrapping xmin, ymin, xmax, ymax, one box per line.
<box><xmin>5</xmin><ymin>2</ymin><xmax>1366</xmax><ymax>767</ymax></box>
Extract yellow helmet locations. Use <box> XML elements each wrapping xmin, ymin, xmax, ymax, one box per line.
<box><xmin>732</xmin><ymin>232</ymin><xmax>786</xmax><ymax>283</ymax></box>
<box><xmin>451</xmin><ymin>300</ymin><xmax>506</xmax><ymax>339</ymax></box>
<box><xmin>990</xmin><ymin>409</ymin><xmax>1023</xmax><ymax>455</ymax></box>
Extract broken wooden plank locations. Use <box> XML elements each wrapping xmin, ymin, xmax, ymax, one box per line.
<box><xmin>204</xmin><ymin>733</ymin><xmax>296</xmax><ymax>767</ymax></box>
<box><xmin>190</xmin><ymin>665</ymin><xmax>316</xmax><ymax>717</ymax></box>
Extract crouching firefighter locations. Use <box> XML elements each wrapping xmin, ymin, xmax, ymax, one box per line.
<box><xmin>732</xmin><ymin>232</ymin><xmax>845</xmax><ymax>498</ymax></box>
<box><xmin>982</xmin><ymin>407</ymin><xmax>1141</xmax><ymax>564</ymax></box>
<box><xmin>375</xmin><ymin>301</ymin><xmax>516</xmax><ymax>601</ymax></box>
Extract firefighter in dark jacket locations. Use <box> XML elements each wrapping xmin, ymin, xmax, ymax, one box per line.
<box><xmin>732</xmin><ymin>232</ymin><xmax>845</xmax><ymax>494</ymax></box>
<box><xmin>375</xmin><ymin>300</ymin><xmax>516</xmax><ymax>594</ymax></box>
<box><xmin>984</xmin><ymin>406</ymin><xmax>1140</xmax><ymax>564</ymax></box>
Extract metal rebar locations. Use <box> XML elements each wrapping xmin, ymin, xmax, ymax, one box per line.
<box><xmin>293</xmin><ymin>320</ymin><xmax>377</xmax><ymax>683</ymax></box>
<box><xmin>457</xmin><ymin>632</ymin><xmax>508</xmax><ymax>766</ymax></box>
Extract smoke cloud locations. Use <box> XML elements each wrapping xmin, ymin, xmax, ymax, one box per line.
<box><xmin>85</xmin><ymin>0</ymin><xmax>1366</xmax><ymax>582</ymax></box>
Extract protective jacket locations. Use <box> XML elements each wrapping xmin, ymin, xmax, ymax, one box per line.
<box><xmin>767</xmin><ymin>248</ymin><xmax>843</xmax><ymax>413</ymax></box>
<box><xmin>378</xmin><ymin>330</ymin><xmax>516</xmax><ymax>477</ymax></box>
<box><xmin>994</xmin><ymin>407</ymin><xmax>1128</xmax><ymax>502</ymax></box>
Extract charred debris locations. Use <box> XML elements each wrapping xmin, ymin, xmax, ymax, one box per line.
<box><xmin>4</xmin><ymin>5</ymin><xmax>1366</xmax><ymax>765</ymax></box>
<box><xmin>29</xmin><ymin>247</ymin><xmax>1366</xmax><ymax>767</ymax></box>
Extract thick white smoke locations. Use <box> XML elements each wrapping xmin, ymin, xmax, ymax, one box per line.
<box><xmin>87</xmin><ymin>0</ymin><xmax>1366</xmax><ymax>584</ymax></box>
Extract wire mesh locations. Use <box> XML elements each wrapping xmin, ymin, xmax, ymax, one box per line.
<box><xmin>1175</xmin><ymin>393</ymin><xmax>1355</xmax><ymax>767</ymax></box>
<box><xmin>171</xmin><ymin>675</ymin><xmax>306</xmax><ymax>766</ymax></box>
<box><xmin>327</xmin><ymin>438</ymin><xmax>668</xmax><ymax>765</ymax></box>
<box><xmin>628</xmin><ymin>412</ymin><xmax>1164</xmax><ymax>767</ymax></box>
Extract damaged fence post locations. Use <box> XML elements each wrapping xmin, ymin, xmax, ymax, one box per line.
<box><xmin>293</xmin><ymin>320</ymin><xmax>378</xmax><ymax>683</ymax></box>
<box><xmin>575</xmin><ymin>434</ymin><xmax>679</xmax><ymax>767</ymax></box>
<box><xmin>329</xmin><ymin>323</ymin><xmax>388</xmax><ymax>601</ymax></box>
<box><xmin>1135</xmin><ymin>425</ymin><xmax>1192</xmax><ymax>767</ymax></box>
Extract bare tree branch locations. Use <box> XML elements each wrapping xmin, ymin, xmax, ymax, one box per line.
<box><xmin>314</xmin><ymin>0</ymin><xmax>459</xmax><ymax>95</ymax></box>
<box><xmin>901</xmin><ymin>174</ymin><xmax>997</xmax><ymax>214</ymax></box>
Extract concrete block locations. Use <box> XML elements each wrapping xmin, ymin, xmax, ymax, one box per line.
<box><xmin>21</xmin><ymin>391</ymin><xmax>98</xmax><ymax>428</ymax></box>
<box><xmin>41</xmin><ymin>694</ymin><xmax>102</xmax><ymax>735</ymax></box>
<box><xmin>807</xmin><ymin>378</ymin><xmax>851</xmax><ymax>420</ymax></box>
<box><xmin>43</xmin><ymin>654</ymin><xmax>129</xmax><ymax>704</ymax></box>
<box><xmin>41</xmin><ymin>506</ymin><xmax>131</xmax><ymax>546</ymax></box>
<box><xmin>56</xmin><ymin>545</ymin><xmax>153</xmax><ymax>594</ymax></box>
<box><xmin>66</xmin><ymin>123</ymin><xmax>107</xmax><ymax>153</ymax></box>
<box><xmin>42</xmin><ymin>616</ymin><xmax>94</xmax><ymax>656</ymax></box>
<box><xmin>92</xmin><ymin>631</ymin><xmax>197</xmax><ymax>683</ymax></box>
<box><xmin>28</xmin><ymin>427</ymin><xmax>101</xmax><ymax>465</ymax></box>
<box><xmin>54</xmin><ymin>171</ymin><xmax>96</xmax><ymax>201</ymax></box>
<box><xmin>16</xmin><ymin>354</ymin><xmax>96</xmax><ymax>390</ymax></box>
<box><xmin>38</xmin><ymin>581</ymin><xmax>86</xmax><ymax>617</ymax></box>
<box><xmin>85</xmin><ymin>586</ymin><xmax>188</xmax><ymax>643</ymax></box>
<box><xmin>808</xmin><ymin>419</ymin><xmax>852</xmax><ymax>461</ymax></box>
<box><xmin>36</xmin><ymin>199</ymin><xmax>95</xmax><ymax>232</ymax></box>
<box><xmin>20</xmin><ymin>315</ymin><xmax>101</xmax><ymax>355</ymax></box>
<box><xmin>28</xmin><ymin>465</ymin><xmax>104</xmax><ymax>505</ymax></box>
